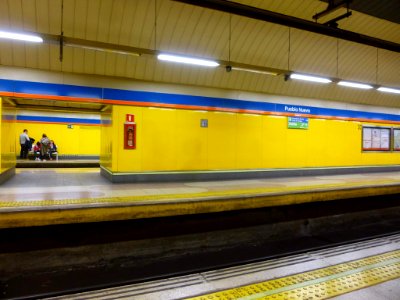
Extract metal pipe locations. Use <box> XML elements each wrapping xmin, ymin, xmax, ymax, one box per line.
<box><xmin>313</xmin><ymin>0</ymin><xmax>351</xmax><ymax>20</ymax></box>
<box><xmin>173</xmin><ymin>0</ymin><xmax>400</xmax><ymax>53</ymax></box>
<box><xmin>323</xmin><ymin>11</ymin><xmax>352</xmax><ymax>27</ymax></box>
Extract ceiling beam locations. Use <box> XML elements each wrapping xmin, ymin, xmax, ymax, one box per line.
<box><xmin>173</xmin><ymin>0</ymin><xmax>400</xmax><ymax>53</ymax></box>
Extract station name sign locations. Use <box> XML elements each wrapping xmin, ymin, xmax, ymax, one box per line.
<box><xmin>283</xmin><ymin>105</ymin><xmax>311</xmax><ymax>114</ymax></box>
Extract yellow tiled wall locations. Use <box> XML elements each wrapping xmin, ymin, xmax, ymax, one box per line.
<box><xmin>15</xmin><ymin>122</ymin><xmax>100</xmax><ymax>156</ymax></box>
<box><xmin>103</xmin><ymin>105</ymin><xmax>400</xmax><ymax>173</ymax></box>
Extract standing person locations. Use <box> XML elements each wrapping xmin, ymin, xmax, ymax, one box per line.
<box><xmin>19</xmin><ymin>129</ymin><xmax>30</xmax><ymax>159</ymax></box>
<box><xmin>40</xmin><ymin>134</ymin><xmax>51</xmax><ymax>161</ymax></box>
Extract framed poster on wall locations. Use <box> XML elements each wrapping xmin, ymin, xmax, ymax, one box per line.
<box><xmin>362</xmin><ymin>127</ymin><xmax>391</xmax><ymax>151</ymax></box>
<box><xmin>394</xmin><ymin>129</ymin><xmax>400</xmax><ymax>151</ymax></box>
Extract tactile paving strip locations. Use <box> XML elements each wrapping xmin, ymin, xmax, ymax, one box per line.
<box><xmin>187</xmin><ymin>250</ymin><xmax>400</xmax><ymax>300</ymax></box>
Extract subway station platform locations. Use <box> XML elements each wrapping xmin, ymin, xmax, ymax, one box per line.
<box><xmin>2</xmin><ymin>168</ymin><xmax>400</xmax><ymax>229</ymax></box>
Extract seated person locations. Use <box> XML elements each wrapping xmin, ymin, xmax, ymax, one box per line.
<box><xmin>33</xmin><ymin>142</ymin><xmax>41</xmax><ymax>161</ymax></box>
<box><xmin>49</xmin><ymin>140</ymin><xmax>58</xmax><ymax>160</ymax></box>
<box><xmin>40</xmin><ymin>134</ymin><xmax>50</xmax><ymax>161</ymax></box>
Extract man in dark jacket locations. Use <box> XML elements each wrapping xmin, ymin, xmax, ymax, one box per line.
<box><xmin>19</xmin><ymin>129</ymin><xmax>30</xmax><ymax>159</ymax></box>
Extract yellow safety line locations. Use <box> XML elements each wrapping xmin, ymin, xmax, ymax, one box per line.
<box><xmin>0</xmin><ymin>178</ymin><xmax>399</xmax><ymax>209</ymax></box>
<box><xmin>187</xmin><ymin>250</ymin><xmax>400</xmax><ymax>300</ymax></box>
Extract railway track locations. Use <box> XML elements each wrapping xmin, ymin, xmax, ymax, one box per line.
<box><xmin>1</xmin><ymin>194</ymin><xmax>400</xmax><ymax>299</ymax></box>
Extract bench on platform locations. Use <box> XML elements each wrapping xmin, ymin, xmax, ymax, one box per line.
<box><xmin>50</xmin><ymin>151</ymin><xmax>58</xmax><ymax>161</ymax></box>
<box><xmin>27</xmin><ymin>150</ymin><xmax>58</xmax><ymax>161</ymax></box>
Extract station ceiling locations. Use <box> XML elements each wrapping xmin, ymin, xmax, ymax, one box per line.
<box><xmin>0</xmin><ymin>0</ymin><xmax>399</xmax><ymax>110</ymax></box>
<box><xmin>8</xmin><ymin>97</ymin><xmax>105</xmax><ymax>112</ymax></box>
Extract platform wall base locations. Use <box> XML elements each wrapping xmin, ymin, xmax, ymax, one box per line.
<box><xmin>101</xmin><ymin>165</ymin><xmax>400</xmax><ymax>183</ymax></box>
<box><xmin>0</xmin><ymin>167</ymin><xmax>15</xmax><ymax>184</ymax></box>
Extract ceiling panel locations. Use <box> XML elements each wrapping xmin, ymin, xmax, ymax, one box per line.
<box><xmin>47</xmin><ymin>0</ymin><xmax>62</xmax><ymax>35</ymax></box>
<box><xmin>37</xmin><ymin>44</ymin><xmax>50</xmax><ymax>70</ymax></box>
<box><xmin>231</xmin><ymin>17</ymin><xmax>290</xmax><ymax>69</ymax></box>
<box><xmin>72</xmin><ymin>0</ymin><xmax>88</xmax><ymax>40</ymax></box>
<box><xmin>11</xmin><ymin>42</ymin><xmax>26</xmax><ymax>67</ymax></box>
<box><xmin>24</xmin><ymin>43</ymin><xmax>39</xmax><ymax>69</ymax></box>
<box><xmin>71</xmin><ymin>47</ymin><xmax>85</xmax><ymax>73</ymax></box>
<box><xmin>0</xmin><ymin>1</ymin><xmax>10</xmax><ymax>28</ymax></box>
<box><xmin>378</xmin><ymin>50</ymin><xmax>400</xmax><ymax>87</ymax></box>
<box><xmin>338</xmin><ymin>41</ymin><xmax>377</xmax><ymax>83</ymax></box>
<box><xmin>82</xmin><ymin>50</ymin><xmax>95</xmax><ymax>74</ymax></box>
<box><xmin>128</xmin><ymin>0</ymin><xmax>155</xmax><ymax>49</ymax></box>
<box><xmin>49</xmin><ymin>45</ymin><xmax>62</xmax><ymax>71</ymax></box>
<box><xmin>157</xmin><ymin>2</ymin><xmax>230</xmax><ymax>58</ymax></box>
<box><xmin>290</xmin><ymin>29</ymin><xmax>337</xmax><ymax>76</ymax></box>
<box><xmin>0</xmin><ymin>0</ymin><xmax>399</xmax><ymax>109</ymax></box>
<box><xmin>7</xmin><ymin>0</ymin><xmax>24</xmax><ymax>30</ymax></box>
<box><xmin>84</xmin><ymin>0</ymin><xmax>100</xmax><ymax>41</ymax></box>
<box><xmin>36</xmin><ymin>0</ymin><xmax>50</xmax><ymax>33</ymax></box>
<box><xmin>0</xmin><ymin>44</ymin><xmax>13</xmax><ymax>66</ymax></box>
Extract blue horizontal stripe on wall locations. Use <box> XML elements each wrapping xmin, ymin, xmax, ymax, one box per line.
<box><xmin>17</xmin><ymin>115</ymin><xmax>100</xmax><ymax>124</ymax></box>
<box><xmin>104</xmin><ymin>88</ymin><xmax>400</xmax><ymax>123</ymax></box>
<box><xmin>0</xmin><ymin>79</ymin><xmax>14</xmax><ymax>93</ymax></box>
<box><xmin>1</xmin><ymin>78</ymin><xmax>400</xmax><ymax>123</ymax></box>
<box><xmin>103</xmin><ymin>88</ymin><xmax>278</xmax><ymax>112</ymax></box>
<box><xmin>0</xmin><ymin>79</ymin><xmax>103</xmax><ymax>99</ymax></box>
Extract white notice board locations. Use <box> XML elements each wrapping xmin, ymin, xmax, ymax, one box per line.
<box><xmin>362</xmin><ymin>127</ymin><xmax>390</xmax><ymax>151</ymax></box>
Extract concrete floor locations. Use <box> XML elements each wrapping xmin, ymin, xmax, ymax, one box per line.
<box><xmin>3</xmin><ymin>168</ymin><xmax>400</xmax><ymax>205</ymax></box>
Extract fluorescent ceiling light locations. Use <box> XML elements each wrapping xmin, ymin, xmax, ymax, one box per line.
<box><xmin>289</xmin><ymin>73</ymin><xmax>332</xmax><ymax>83</ymax></box>
<box><xmin>232</xmin><ymin>66</ymin><xmax>278</xmax><ymax>76</ymax></box>
<box><xmin>337</xmin><ymin>81</ymin><xmax>373</xmax><ymax>89</ymax></box>
<box><xmin>377</xmin><ymin>87</ymin><xmax>400</xmax><ymax>94</ymax></box>
<box><xmin>157</xmin><ymin>53</ymin><xmax>219</xmax><ymax>67</ymax></box>
<box><xmin>0</xmin><ymin>30</ymin><xmax>43</xmax><ymax>43</ymax></box>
